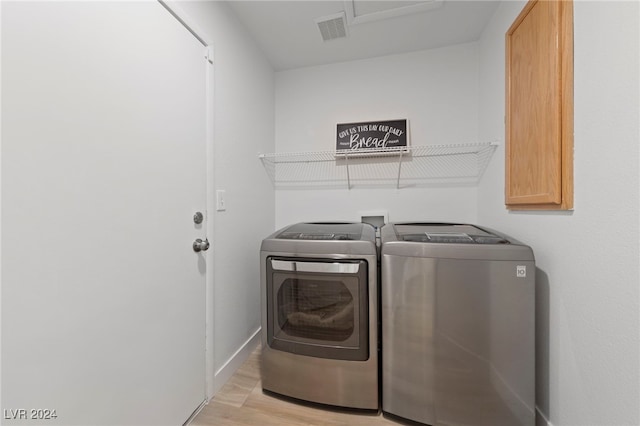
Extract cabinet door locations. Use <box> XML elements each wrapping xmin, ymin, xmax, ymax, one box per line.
<box><xmin>505</xmin><ymin>0</ymin><xmax>573</xmax><ymax>210</ymax></box>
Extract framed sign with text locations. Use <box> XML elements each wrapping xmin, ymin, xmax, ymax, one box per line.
<box><xmin>336</xmin><ymin>119</ymin><xmax>408</xmax><ymax>153</ymax></box>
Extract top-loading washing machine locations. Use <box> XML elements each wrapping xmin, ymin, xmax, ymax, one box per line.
<box><xmin>260</xmin><ymin>222</ymin><xmax>379</xmax><ymax>410</ymax></box>
<box><xmin>381</xmin><ymin>223</ymin><xmax>535</xmax><ymax>426</ymax></box>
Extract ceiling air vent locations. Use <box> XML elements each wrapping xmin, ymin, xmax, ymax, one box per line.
<box><xmin>315</xmin><ymin>12</ymin><xmax>348</xmax><ymax>42</ymax></box>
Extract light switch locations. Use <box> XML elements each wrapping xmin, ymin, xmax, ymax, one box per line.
<box><xmin>216</xmin><ymin>190</ymin><xmax>226</xmax><ymax>211</ymax></box>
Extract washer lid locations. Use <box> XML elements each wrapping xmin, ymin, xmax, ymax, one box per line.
<box><xmin>276</xmin><ymin>222</ymin><xmax>366</xmax><ymax>241</ymax></box>
<box><xmin>394</xmin><ymin>223</ymin><xmax>510</xmax><ymax>245</ymax></box>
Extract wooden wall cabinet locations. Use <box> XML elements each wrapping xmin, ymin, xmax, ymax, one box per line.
<box><xmin>505</xmin><ymin>0</ymin><xmax>573</xmax><ymax>210</ymax></box>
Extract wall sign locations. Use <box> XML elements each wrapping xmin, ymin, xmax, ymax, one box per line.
<box><xmin>336</xmin><ymin>119</ymin><xmax>408</xmax><ymax>152</ymax></box>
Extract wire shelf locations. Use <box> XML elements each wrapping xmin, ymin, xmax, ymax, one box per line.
<box><xmin>259</xmin><ymin>143</ymin><xmax>497</xmax><ymax>189</ymax></box>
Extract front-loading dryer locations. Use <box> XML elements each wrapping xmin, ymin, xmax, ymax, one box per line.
<box><xmin>260</xmin><ymin>222</ymin><xmax>379</xmax><ymax>410</ymax></box>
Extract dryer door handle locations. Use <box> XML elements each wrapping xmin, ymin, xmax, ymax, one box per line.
<box><xmin>271</xmin><ymin>260</ymin><xmax>361</xmax><ymax>274</ymax></box>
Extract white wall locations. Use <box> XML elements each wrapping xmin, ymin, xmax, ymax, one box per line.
<box><xmin>274</xmin><ymin>43</ymin><xmax>482</xmax><ymax>228</ymax></box>
<box><xmin>478</xmin><ymin>2</ymin><xmax>639</xmax><ymax>425</ymax></box>
<box><xmin>177</xmin><ymin>1</ymin><xmax>275</xmax><ymax>391</ymax></box>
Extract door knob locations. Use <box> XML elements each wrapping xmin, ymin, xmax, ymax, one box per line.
<box><xmin>193</xmin><ymin>238</ymin><xmax>210</xmax><ymax>252</ymax></box>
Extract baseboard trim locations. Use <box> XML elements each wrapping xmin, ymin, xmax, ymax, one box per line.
<box><xmin>183</xmin><ymin>399</ymin><xmax>208</xmax><ymax>426</ymax></box>
<box><xmin>212</xmin><ymin>327</ymin><xmax>261</xmax><ymax>396</ymax></box>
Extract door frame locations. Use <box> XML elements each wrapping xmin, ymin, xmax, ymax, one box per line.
<box><xmin>158</xmin><ymin>0</ymin><xmax>217</xmax><ymax>403</ymax></box>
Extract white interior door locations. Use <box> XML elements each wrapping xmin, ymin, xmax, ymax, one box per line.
<box><xmin>1</xmin><ymin>2</ymin><xmax>208</xmax><ymax>424</ymax></box>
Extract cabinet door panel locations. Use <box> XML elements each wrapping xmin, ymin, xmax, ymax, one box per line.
<box><xmin>506</xmin><ymin>0</ymin><xmax>573</xmax><ymax>210</ymax></box>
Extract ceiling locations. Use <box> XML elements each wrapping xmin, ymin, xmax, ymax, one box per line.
<box><xmin>226</xmin><ymin>0</ymin><xmax>501</xmax><ymax>71</ymax></box>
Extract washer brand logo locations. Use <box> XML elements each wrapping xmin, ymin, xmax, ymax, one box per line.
<box><xmin>516</xmin><ymin>265</ymin><xmax>527</xmax><ymax>278</ymax></box>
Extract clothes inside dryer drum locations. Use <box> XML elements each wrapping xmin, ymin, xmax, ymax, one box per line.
<box><xmin>278</xmin><ymin>280</ymin><xmax>355</xmax><ymax>337</ymax></box>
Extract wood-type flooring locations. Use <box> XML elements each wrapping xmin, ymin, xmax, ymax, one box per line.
<box><xmin>191</xmin><ymin>345</ymin><xmax>396</xmax><ymax>426</ymax></box>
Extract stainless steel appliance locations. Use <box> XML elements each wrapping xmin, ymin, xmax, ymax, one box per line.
<box><xmin>381</xmin><ymin>223</ymin><xmax>535</xmax><ymax>426</ymax></box>
<box><xmin>260</xmin><ymin>222</ymin><xmax>379</xmax><ymax>410</ymax></box>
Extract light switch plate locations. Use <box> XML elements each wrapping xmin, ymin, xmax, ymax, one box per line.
<box><xmin>216</xmin><ymin>190</ymin><xmax>226</xmax><ymax>211</ymax></box>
